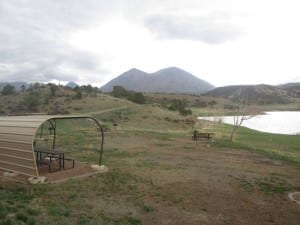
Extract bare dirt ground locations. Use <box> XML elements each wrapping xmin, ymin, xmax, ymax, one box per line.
<box><xmin>100</xmin><ymin>132</ymin><xmax>300</xmax><ymax>225</ymax></box>
<box><xmin>38</xmin><ymin>161</ymin><xmax>95</xmax><ymax>183</ymax></box>
<box><xmin>0</xmin><ymin>161</ymin><xmax>96</xmax><ymax>184</ymax></box>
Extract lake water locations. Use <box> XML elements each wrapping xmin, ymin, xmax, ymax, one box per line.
<box><xmin>199</xmin><ymin>111</ymin><xmax>300</xmax><ymax>135</ymax></box>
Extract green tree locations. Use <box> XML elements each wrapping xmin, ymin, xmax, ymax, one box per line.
<box><xmin>49</xmin><ymin>84</ymin><xmax>58</xmax><ymax>97</ymax></box>
<box><xmin>2</xmin><ymin>84</ymin><xmax>15</xmax><ymax>95</ymax></box>
<box><xmin>21</xmin><ymin>84</ymin><xmax>26</xmax><ymax>91</ymax></box>
<box><xmin>128</xmin><ymin>92</ymin><xmax>146</xmax><ymax>104</ymax></box>
<box><xmin>29</xmin><ymin>83</ymin><xmax>40</xmax><ymax>91</ymax></box>
<box><xmin>74</xmin><ymin>90</ymin><xmax>83</xmax><ymax>99</ymax></box>
<box><xmin>111</xmin><ymin>86</ymin><xmax>146</xmax><ymax>104</ymax></box>
<box><xmin>168</xmin><ymin>99</ymin><xmax>192</xmax><ymax>116</ymax></box>
<box><xmin>83</xmin><ymin>84</ymin><xmax>93</xmax><ymax>94</ymax></box>
<box><xmin>112</xmin><ymin>86</ymin><xmax>128</xmax><ymax>98</ymax></box>
<box><xmin>23</xmin><ymin>92</ymin><xmax>40</xmax><ymax>111</ymax></box>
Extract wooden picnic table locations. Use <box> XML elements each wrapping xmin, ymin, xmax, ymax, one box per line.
<box><xmin>34</xmin><ymin>148</ymin><xmax>74</xmax><ymax>172</ymax></box>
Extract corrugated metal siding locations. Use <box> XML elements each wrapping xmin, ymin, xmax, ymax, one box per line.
<box><xmin>0</xmin><ymin>115</ymin><xmax>103</xmax><ymax>177</ymax></box>
<box><xmin>0</xmin><ymin>116</ymin><xmax>49</xmax><ymax>177</ymax></box>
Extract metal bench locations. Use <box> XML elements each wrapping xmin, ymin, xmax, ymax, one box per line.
<box><xmin>192</xmin><ymin>130</ymin><xmax>214</xmax><ymax>141</ymax></box>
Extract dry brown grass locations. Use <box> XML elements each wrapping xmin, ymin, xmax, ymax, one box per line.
<box><xmin>2</xmin><ymin>129</ymin><xmax>300</xmax><ymax>225</ymax></box>
<box><xmin>1</xmin><ymin>102</ymin><xmax>300</xmax><ymax>225</ymax></box>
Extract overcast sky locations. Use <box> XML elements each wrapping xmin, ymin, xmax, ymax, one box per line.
<box><xmin>1</xmin><ymin>0</ymin><xmax>300</xmax><ymax>87</ymax></box>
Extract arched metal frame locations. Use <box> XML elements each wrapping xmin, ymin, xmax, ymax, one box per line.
<box><xmin>0</xmin><ymin>115</ymin><xmax>104</xmax><ymax>177</ymax></box>
<box><xmin>45</xmin><ymin>116</ymin><xmax>105</xmax><ymax>166</ymax></box>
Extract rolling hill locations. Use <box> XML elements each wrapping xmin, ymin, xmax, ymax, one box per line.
<box><xmin>100</xmin><ymin>67</ymin><xmax>215</xmax><ymax>93</ymax></box>
<box><xmin>278</xmin><ymin>83</ymin><xmax>300</xmax><ymax>97</ymax></box>
<box><xmin>205</xmin><ymin>84</ymin><xmax>292</xmax><ymax>104</ymax></box>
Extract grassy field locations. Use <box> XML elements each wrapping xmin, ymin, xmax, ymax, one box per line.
<box><xmin>212</xmin><ymin>123</ymin><xmax>300</xmax><ymax>167</ymax></box>
<box><xmin>1</xmin><ymin>101</ymin><xmax>300</xmax><ymax>225</ymax></box>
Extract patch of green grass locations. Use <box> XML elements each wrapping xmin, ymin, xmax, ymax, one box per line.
<box><xmin>102</xmin><ymin>170</ymin><xmax>138</xmax><ymax>192</ymax></box>
<box><xmin>236</xmin><ymin>126</ymin><xmax>300</xmax><ymax>151</ymax></box>
<box><xmin>67</xmin><ymin>193</ymin><xmax>78</xmax><ymax>201</ymax></box>
<box><xmin>234</xmin><ymin>174</ymin><xmax>298</xmax><ymax>195</ymax></box>
<box><xmin>95</xmin><ymin>107</ymin><xmax>136</xmax><ymax>124</ymax></box>
<box><xmin>0</xmin><ymin>184</ymin><xmax>38</xmax><ymax>224</ymax></box>
<box><xmin>213</xmin><ymin>123</ymin><xmax>300</xmax><ymax>167</ymax></box>
<box><xmin>135</xmin><ymin>159</ymin><xmax>177</xmax><ymax>171</ymax></box>
<box><xmin>237</xmin><ymin>178</ymin><xmax>254</xmax><ymax>192</ymax></box>
<box><xmin>214</xmin><ymin>138</ymin><xmax>249</xmax><ymax>149</ymax></box>
<box><xmin>137</xmin><ymin>130</ymin><xmax>181</xmax><ymax>141</ymax></box>
<box><xmin>0</xmin><ymin>204</ymin><xmax>9</xmax><ymax>219</ymax></box>
<box><xmin>26</xmin><ymin>218</ymin><xmax>36</xmax><ymax>225</ymax></box>
<box><xmin>102</xmin><ymin>148</ymin><xmax>147</xmax><ymax>166</ymax></box>
<box><xmin>77</xmin><ymin>214</ymin><xmax>94</xmax><ymax>225</ymax></box>
<box><xmin>127</xmin><ymin>217</ymin><xmax>142</xmax><ymax>225</ymax></box>
<box><xmin>143</xmin><ymin>205</ymin><xmax>155</xmax><ymax>213</ymax></box>
<box><xmin>254</xmin><ymin>174</ymin><xmax>292</xmax><ymax>194</ymax></box>
<box><xmin>26</xmin><ymin>208</ymin><xmax>39</xmax><ymax>216</ymax></box>
<box><xmin>45</xmin><ymin>201</ymin><xmax>72</xmax><ymax>217</ymax></box>
<box><xmin>16</xmin><ymin>212</ymin><xmax>28</xmax><ymax>223</ymax></box>
<box><xmin>216</xmin><ymin>138</ymin><xmax>300</xmax><ymax>167</ymax></box>
<box><xmin>104</xmin><ymin>148</ymin><xmax>132</xmax><ymax>158</ymax></box>
<box><xmin>0</xmin><ymin>219</ymin><xmax>14</xmax><ymax>225</ymax></box>
<box><xmin>136</xmin><ymin>160</ymin><xmax>159</xmax><ymax>169</ymax></box>
<box><xmin>154</xmin><ymin>143</ymin><xmax>171</xmax><ymax>147</ymax></box>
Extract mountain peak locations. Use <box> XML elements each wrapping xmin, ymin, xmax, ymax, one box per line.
<box><xmin>101</xmin><ymin>67</ymin><xmax>215</xmax><ymax>93</ymax></box>
<box><xmin>155</xmin><ymin>67</ymin><xmax>188</xmax><ymax>74</ymax></box>
<box><xmin>125</xmin><ymin>68</ymin><xmax>145</xmax><ymax>74</ymax></box>
<box><xmin>65</xmin><ymin>81</ymin><xmax>78</xmax><ymax>88</ymax></box>
<box><xmin>159</xmin><ymin>66</ymin><xmax>183</xmax><ymax>71</ymax></box>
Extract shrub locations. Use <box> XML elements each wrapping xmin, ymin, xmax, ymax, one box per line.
<box><xmin>112</xmin><ymin>86</ymin><xmax>128</xmax><ymax>98</ymax></box>
<box><xmin>128</xmin><ymin>92</ymin><xmax>146</xmax><ymax>104</ymax></box>
<box><xmin>16</xmin><ymin>212</ymin><xmax>28</xmax><ymax>222</ymax></box>
<box><xmin>73</xmin><ymin>90</ymin><xmax>83</xmax><ymax>99</ymax></box>
<box><xmin>23</xmin><ymin>92</ymin><xmax>40</xmax><ymax>111</ymax></box>
<box><xmin>1</xmin><ymin>84</ymin><xmax>15</xmax><ymax>95</ymax></box>
<box><xmin>112</xmin><ymin>86</ymin><xmax>146</xmax><ymax>104</ymax></box>
<box><xmin>168</xmin><ymin>99</ymin><xmax>192</xmax><ymax>116</ymax></box>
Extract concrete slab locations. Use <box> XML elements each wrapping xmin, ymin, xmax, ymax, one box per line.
<box><xmin>90</xmin><ymin>164</ymin><xmax>108</xmax><ymax>173</ymax></box>
<box><xmin>28</xmin><ymin>176</ymin><xmax>47</xmax><ymax>184</ymax></box>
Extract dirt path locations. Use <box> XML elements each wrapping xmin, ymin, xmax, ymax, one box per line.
<box><xmin>87</xmin><ymin>106</ymin><xmax>130</xmax><ymax>116</ymax></box>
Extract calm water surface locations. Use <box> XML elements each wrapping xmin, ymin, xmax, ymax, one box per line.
<box><xmin>199</xmin><ymin>111</ymin><xmax>300</xmax><ymax>135</ymax></box>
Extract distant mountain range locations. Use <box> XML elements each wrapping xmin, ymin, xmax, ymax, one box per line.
<box><xmin>0</xmin><ymin>81</ymin><xmax>79</xmax><ymax>91</ymax></box>
<box><xmin>100</xmin><ymin>67</ymin><xmax>215</xmax><ymax>93</ymax></box>
<box><xmin>1</xmin><ymin>73</ymin><xmax>299</xmax><ymax>104</ymax></box>
<box><xmin>0</xmin><ymin>82</ymin><xmax>29</xmax><ymax>91</ymax></box>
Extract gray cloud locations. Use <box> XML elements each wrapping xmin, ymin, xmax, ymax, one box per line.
<box><xmin>144</xmin><ymin>13</ymin><xmax>242</xmax><ymax>44</ymax></box>
<box><xmin>0</xmin><ymin>0</ymin><xmax>246</xmax><ymax>85</ymax></box>
<box><xmin>0</xmin><ymin>0</ymin><xmax>109</xmax><ymax>84</ymax></box>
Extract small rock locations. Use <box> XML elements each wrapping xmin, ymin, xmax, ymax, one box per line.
<box><xmin>288</xmin><ymin>192</ymin><xmax>300</xmax><ymax>205</ymax></box>
<box><xmin>28</xmin><ymin>176</ymin><xmax>47</xmax><ymax>184</ymax></box>
<box><xmin>90</xmin><ymin>164</ymin><xmax>108</xmax><ymax>172</ymax></box>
